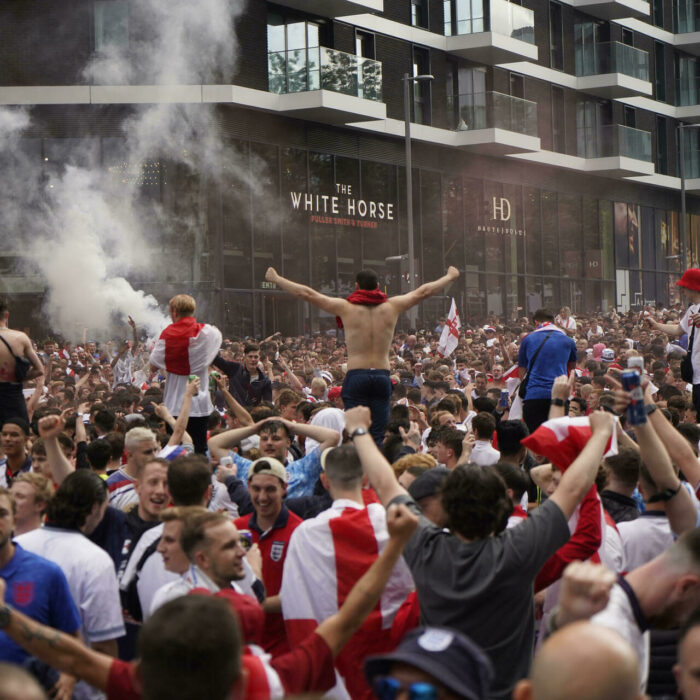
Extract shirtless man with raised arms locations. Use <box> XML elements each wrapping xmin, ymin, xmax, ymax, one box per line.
<box><xmin>265</xmin><ymin>265</ymin><xmax>459</xmax><ymax>444</ymax></box>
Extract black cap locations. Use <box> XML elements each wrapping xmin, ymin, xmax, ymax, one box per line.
<box><xmin>1</xmin><ymin>416</ymin><xmax>30</xmax><ymax>435</ymax></box>
<box><xmin>364</xmin><ymin>627</ymin><xmax>493</xmax><ymax>700</ymax></box>
<box><xmin>408</xmin><ymin>467</ymin><xmax>449</xmax><ymax>502</ymax></box>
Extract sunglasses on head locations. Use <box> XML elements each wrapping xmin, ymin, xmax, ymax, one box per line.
<box><xmin>373</xmin><ymin>677</ymin><xmax>438</xmax><ymax>700</ymax></box>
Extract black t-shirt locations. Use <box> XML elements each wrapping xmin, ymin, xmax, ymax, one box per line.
<box><xmin>390</xmin><ymin>494</ymin><xmax>570</xmax><ymax>700</ymax></box>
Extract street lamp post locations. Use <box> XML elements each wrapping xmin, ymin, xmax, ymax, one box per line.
<box><xmin>403</xmin><ymin>72</ymin><xmax>434</xmax><ymax>330</ymax></box>
<box><xmin>678</xmin><ymin>122</ymin><xmax>700</xmax><ymax>271</ymax></box>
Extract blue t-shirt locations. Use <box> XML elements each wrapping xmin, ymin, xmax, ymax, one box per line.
<box><xmin>518</xmin><ymin>327</ymin><xmax>577</xmax><ymax>401</ymax></box>
<box><xmin>0</xmin><ymin>544</ymin><xmax>81</xmax><ymax>663</ymax></box>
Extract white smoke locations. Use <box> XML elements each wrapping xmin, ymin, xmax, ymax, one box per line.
<box><xmin>0</xmin><ymin>0</ymin><xmax>248</xmax><ymax>340</ymax></box>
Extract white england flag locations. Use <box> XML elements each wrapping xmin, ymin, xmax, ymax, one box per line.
<box><xmin>437</xmin><ymin>298</ymin><xmax>460</xmax><ymax>357</ymax></box>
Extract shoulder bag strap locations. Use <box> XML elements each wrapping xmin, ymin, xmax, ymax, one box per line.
<box><xmin>525</xmin><ymin>330</ymin><xmax>555</xmax><ymax>375</ymax></box>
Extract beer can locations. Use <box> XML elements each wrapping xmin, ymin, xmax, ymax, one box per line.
<box><xmin>621</xmin><ymin>369</ymin><xmax>646</xmax><ymax>426</ymax></box>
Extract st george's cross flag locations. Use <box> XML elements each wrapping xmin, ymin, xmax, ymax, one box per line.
<box><xmin>437</xmin><ymin>298</ymin><xmax>460</xmax><ymax>358</ymax></box>
<box><xmin>280</xmin><ymin>501</ymin><xmax>415</xmax><ymax>700</ymax></box>
<box><xmin>521</xmin><ymin>415</ymin><xmax>618</xmax><ymax>470</ymax></box>
<box><xmin>149</xmin><ymin>316</ymin><xmax>221</xmax><ymax>417</ymax></box>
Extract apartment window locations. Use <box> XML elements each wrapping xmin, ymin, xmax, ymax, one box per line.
<box><xmin>443</xmin><ymin>0</ymin><xmax>485</xmax><ymax>35</ymax></box>
<box><xmin>94</xmin><ymin>1</ymin><xmax>129</xmax><ymax>51</ymax></box>
<box><xmin>621</xmin><ymin>28</ymin><xmax>634</xmax><ymax>46</ymax></box>
<box><xmin>552</xmin><ymin>86</ymin><xmax>566</xmax><ymax>153</ymax></box>
<box><xmin>676</xmin><ymin>54</ymin><xmax>698</xmax><ymax>106</ymax></box>
<box><xmin>576</xmin><ymin>99</ymin><xmax>611</xmax><ymax>158</ymax></box>
<box><xmin>412</xmin><ymin>0</ymin><xmax>429</xmax><ymax>28</ymax></box>
<box><xmin>623</xmin><ymin>106</ymin><xmax>636</xmax><ymax>128</ymax></box>
<box><xmin>267</xmin><ymin>13</ymin><xmax>321</xmax><ymax>93</ymax></box>
<box><xmin>510</xmin><ymin>73</ymin><xmax>524</xmax><ymax>99</ymax></box>
<box><xmin>654</xmin><ymin>42</ymin><xmax>666</xmax><ymax>102</ymax></box>
<box><xmin>656</xmin><ymin>116</ymin><xmax>668</xmax><ymax>174</ymax></box>
<box><xmin>355</xmin><ymin>30</ymin><xmax>375</xmax><ymax>59</ymax></box>
<box><xmin>652</xmin><ymin>0</ymin><xmax>664</xmax><ymax>28</ymax></box>
<box><xmin>412</xmin><ymin>47</ymin><xmax>432</xmax><ymax>124</ymax></box>
<box><xmin>549</xmin><ymin>2</ymin><xmax>564</xmax><ymax>71</ymax></box>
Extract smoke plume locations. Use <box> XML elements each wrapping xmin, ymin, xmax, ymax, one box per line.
<box><xmin>0</xmin><ymin>0</ymin><xmax>247</xmax><ymax>340</ymax></box>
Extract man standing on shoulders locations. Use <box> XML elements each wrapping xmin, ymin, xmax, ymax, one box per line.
<box><xmin>518</xmin><ymin>309</ymin><xmax>577</xmax><ymax>433</ymax></box>
<box><xmin>0</xmin><ymin>298</ymin><xmax>44</xmax><ymax>426</ymax></box>
<box><xmin>149</xmin><ymin>294</ymin><xmax>222</xmax><ymax>454</ymax></box>
<box><xmin>266</xmin><ymin>266</ymin><xmax>460</xmax><ymax>444</ymax></box>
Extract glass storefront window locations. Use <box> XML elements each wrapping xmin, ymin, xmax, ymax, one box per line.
<box><xmin>309</xmin><ymin>152</ymin><xmax>335</xmax><ymax>294</ymax></box>
<box><xmin>463</xmin><ymin>177</ymin><xmax>484</xmax><ymax>270</ymax></box>
<box><xmin>541</xmin><ymin>191</ymin><xmax>558</xmax><ymax>275</ymax></box>
<box><xmin>421</xmin><ymin>171</ymin><xmax>443</xmax><ymax>284</ymax></box>
<box><xmin>280</xmin><ymin>147</ymin><xmax>309</xmax><ymax>284</ymax></box>
<box><xmin>524</xmin><ymin>187</ymin><xmax>541</xmax><ymax>276</ymax></box>
<box><xmin>558</xmin><ymin>193</ymin><xmax>583</xmax><ymax>278</ymax></box>
<box><xmin>252</xmin><ymin>143</ymin><xmax>282</xmax><ymax>289</ymax></box>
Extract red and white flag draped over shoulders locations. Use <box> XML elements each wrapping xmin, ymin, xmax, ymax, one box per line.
<box><xmin>281</xmin><ymin>500</ymin><xmax>415</xmax><ymax>700</ymax></box>
<box><xmin>149</xmin><ymin>316</ymin><xmax>222</xmax><ymax>417</ymax></box>
<box><xmin>437</xmin><ymin>298</ymin><xmax>460</xmax><ymax>358</ymax></box>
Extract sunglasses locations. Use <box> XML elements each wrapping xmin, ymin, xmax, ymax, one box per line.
<box><xmin>373</xmin><ymin>677</ymin><xmax>438</xmax><ymax>700</ymax></box>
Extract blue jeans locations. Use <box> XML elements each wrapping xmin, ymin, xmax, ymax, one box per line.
<box><xmin>341</xmin><ymin>369</ymin><xmax>392</xmax><ymax>446</ymax></box>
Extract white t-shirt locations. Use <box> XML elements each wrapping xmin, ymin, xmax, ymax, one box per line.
<box><xmin>617</xmin><ymin>512</ymin><xmax>674</xmax><ymax>572</ymax></box>
<box><xmin>470</xmin><ymin>440</ymin><xmax>501</xmax><ymax>467</ymax></box>
<box><xmin>679</xmin><ymin>304</ymin><xmax>700</xmax><ymax>384</ymax></box>
<box><xmin>17</xmin><ymin>527</ymin><xmax>125</xmax><ymax>643</ymax></box>
<box><xmin>592</xmin><ymin>583</ymin><xmax>649</xmax><ymax>693</ymax></box>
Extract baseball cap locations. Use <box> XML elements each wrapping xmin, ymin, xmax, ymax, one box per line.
<box><xmin>408</xmin><ymin>467</ymin><xmax>450</xmax><ymax>501</ymax></box>
<box><xmin>364</xmin><ymin>627</ymin><xmax>493</xmax><ymax>700</ymax></box>
<box><xmin>319</xmin><ymin>370</ymin><xmax>333</xmax><ymax>384</ymax></box>
<box><xmin>483</xmin><ymin>326</ymin><xmax>496</xmax><ymax>333</ymax></box>
<box><xmin>601</xmin><ymin>348</ymin><xmax>615</xmax><ymax>362</ymax></box>
<box><xmin>247</xmin><ymin>457</ymin><xmax>287</xmax><ymax>484</ymax></box>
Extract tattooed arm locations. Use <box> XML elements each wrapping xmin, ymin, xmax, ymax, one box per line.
<box><xmin>0</xmin><ymin>579</ymin><xmax>112</xmax><ymax>691</ymax></box>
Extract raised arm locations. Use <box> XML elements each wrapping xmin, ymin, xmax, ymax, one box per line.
<box><xmin>266</xmin><ymin>267</ymin><xmax>346</xmax><ymax>316</ymax></box>
<box><xmin>345</xmin><ymin>406</ymin><xmax>407</xmax><ymax>506</ymax></box>
<box><xmin>207</xmin><ymin>420</ymin><xmax>266</xmax><ymax>461</ymax></box>
<box><xmin>277</xmin><ymin>355</ymin><xmax>304</xmax><ymax>393</ymax></box>
<box><xmin>213</xmin><ymin>373</ymin><xmax>253</xmax><ymax>427</ymax></box>
<box><xmin>159</xmin><ymin>377</ymin><xmax>199</xmax><ymax>447</ymax></box>
<box><xmin>646</xmin><ymin>316</ymin><xmax>683</xmax><ymax>338</ymax></box>
<box><xmin>278</xmin><ymin>417</ymin><xmax>339</xmax><ymax>452</ymax></box>
<box><xmin>548</xmin><ymin>412</ymin><xmax>615</xmax><ymax>521</ymax></box>
<box><xmin>38</xmin><ymin>415</ymin><xmax>75</xmax><ymax>486</ymax></box>
<box><xmin>0</xmin><ymin>579</ymin><xmax>112</xmax><ymax>691</ymax></box>
<box><xmin>387</xmin><ymin>266</ymin><xmax>459</xmax><ymax>314</ymax></box>
<box><xmin>315</xmin><ymin>503</ymin><xmax>418</xmax><ymax>656</ymax></box>
<box><xmin>22</xmin><ymin>335</ymin><xmax>45</xmax><ymax>382</ymax></box>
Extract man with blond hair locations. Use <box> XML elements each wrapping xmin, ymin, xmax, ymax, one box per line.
<box><xmin>106</xmin><ymin>427</ymin><xmax>160</xmax><ymax>509</ymax></box>
<box><xmin>10</xmin><ymin>472</ymin><xmax>53</xmax><ymax>536</ymax></box>
<box><xmin>150</xmin><ymin>294</ymin><xmax>222</xmax><ymax>453</ymax></box>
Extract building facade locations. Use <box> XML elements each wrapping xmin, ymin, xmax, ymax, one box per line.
<box><xmin>2</xmin><ymin>0</ymin><xmax>700</xmax><ymax>337</ymax></box>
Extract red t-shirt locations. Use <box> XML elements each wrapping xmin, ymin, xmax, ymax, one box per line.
<box><xmin>235</xmin><ymin>506</ymin><xmax>302</xmax><ymax>655</ymax></box>
<box><xmin>106</xmin><ymin>632</ymin><xmax>335</xmax><ymax>699</ymax></box>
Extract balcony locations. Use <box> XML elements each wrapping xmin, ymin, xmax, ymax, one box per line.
<box><xmin>271</xmin><ymin>0</ymin><xmax>382</xmax><ymax>17</ymax></box>
<box><xmin>572</xmin><ymin>0</ymin><xmax>649</xmax><ymax>20</ymax></box>
<box><xmin>575</xmin><ymin>41</ymin><xmax>652</xmax><ymax>98</ymax></box>
<box><xmin>445</xmin><ymin>0</ymin><xmax>537</xmax><ymax>65</ymax></box>
<box><xmin>447</xmin><ymin>91</ymin><xmax>540</xmax><ymax>154</ymax></box>
<box><xmin>675</xmin><ymin>1</ymin><xmax>700</xmax><ymax>55</ymax></box>
<box><xmin>267</xmin><ymin>47</ymin><xmax>386</xmax><ymax>124</ymax></box>
<box><xmin>578</xmin><ymin>124</ymin><xmax>654</xmax><ymax>177</ymax></box>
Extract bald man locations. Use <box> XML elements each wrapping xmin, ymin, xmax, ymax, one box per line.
<box><xmin>512</xmin><ymin>622</ymin><xmax>643</xmax><ymax>700</ymax></box>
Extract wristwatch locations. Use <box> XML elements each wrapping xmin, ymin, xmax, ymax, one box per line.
<box><xmin>551</xmin><ymin>398</ymin><xmax>566</xmax><ymax>407</ymax></box>
<box><xmin>645</xmin><ymin>403</ymin><xmax>658</xmax><ymax>415</ymax></box>
<box><xmin>0</xmin><ymin>604</ymin><xmax>11</xmax><ymax>629</ymax></box>
<box><xmin>350</xmin><ymin>427</ymin><xmax>369</xmax><ymax>440</ymax></box>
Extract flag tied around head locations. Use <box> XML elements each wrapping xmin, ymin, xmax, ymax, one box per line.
<box><xmin>521</xmin><ymin>416</ymin><xmax>618</xmax><ymax>470</ymax></box>
<box><xmin>437</xmin><ymin>298</ymin><xmax>460</xmax><ymax>357</ymax></box>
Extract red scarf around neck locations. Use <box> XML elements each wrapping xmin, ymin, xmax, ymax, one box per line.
<box><xmin>336</xmin><ymin>289</ymin><xmax>388</xmax><ymax>329</ymax></box>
